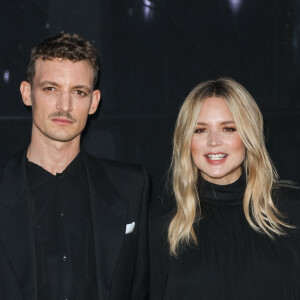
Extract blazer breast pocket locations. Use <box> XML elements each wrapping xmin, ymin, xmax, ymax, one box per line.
<box><xmin>123</xmin><ymin>222</ymin><xmax>138</xmax><ymax>250</ymax></box>
<box><xmin>125</xmin><ymin>221</ymin><xmax>135</xmax><ymax>234</ymax></box>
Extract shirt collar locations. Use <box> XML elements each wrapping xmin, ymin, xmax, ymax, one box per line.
<box><xmin>27</xmin><ymin>151</ymin><xmax>87</xmax><ymax>188</ymax></box>
<box><xmin>59</xmin><ymin>151</ymin><xmax>87</xmax><ymax>184</ymax></box>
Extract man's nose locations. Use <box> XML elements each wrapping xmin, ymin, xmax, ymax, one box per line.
<box><xmin>56</xmin><ymin>91</ymin><xmax>73</xmax><ymax>112</ymax></box>
<box><xmin>207</xmin><ymin>130</ymin><xmax>222</xmax><ymax>147</ymax></box>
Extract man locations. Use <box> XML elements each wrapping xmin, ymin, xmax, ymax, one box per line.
<box><xmin>0</xmin><ymin>33</ymin><xmax>149</xmax><ymax>300</ymax></box>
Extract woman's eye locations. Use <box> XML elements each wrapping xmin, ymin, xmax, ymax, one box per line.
<box><xmin>223</xmin><ymin>127</ymin><xmax>236</xmax><ymax>132</ymax></box>
<box><xmin>194</xmin><ymin>128</ymin><xmax>207</xmax><ymax>133</ymax></box>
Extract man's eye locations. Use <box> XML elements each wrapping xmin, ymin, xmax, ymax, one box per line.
<box><xmin>74</xmin><ymin>90</ymin><xmax>87</xmax><ymax>96</ymax></box>
<box><xmin>43</xmin><ymin>87</ymin><xmax>56</xmax><ymax>92</ymax></box>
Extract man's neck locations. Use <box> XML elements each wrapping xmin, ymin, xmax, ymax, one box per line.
<box><xmin>27</xmin><ymin>136</ymin><xmax>81</xmax><ymax>175</ymax></box>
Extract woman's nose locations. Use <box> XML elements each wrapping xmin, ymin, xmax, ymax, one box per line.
<box><xmin>207</xmin><ymin>131</ymin><xmax>222</xmax><ymax>147</ymax></box>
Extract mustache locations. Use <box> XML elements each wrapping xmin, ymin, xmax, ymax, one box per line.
<box><xmin>48</xmin><ymin>111</ymin><xmax>76</xmax><ymax>122</ymax></box>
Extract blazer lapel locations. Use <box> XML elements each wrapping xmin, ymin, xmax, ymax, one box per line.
<box><xmin>0</xmin><ymin>149</ymin><xmax>37</xmax><ymax>300</ymax></box>
<box><xmin>84</xmin><ymin>154</ymin><xmax>127</xmax><ymax>300</ymax></box>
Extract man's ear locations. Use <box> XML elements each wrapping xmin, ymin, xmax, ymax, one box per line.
<box><xmin>20</xmin><ymin>81</ymin><xmax>32</xmax><ymax>106</ymax></box>
<box><xmin>89</xmin><ymin>89</ymin><xmax>101</xmax><ymax>115</ymax></box>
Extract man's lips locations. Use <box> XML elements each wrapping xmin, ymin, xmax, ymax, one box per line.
<box><xmin>204</xmin><ymin>153</ymin><xmax>227</xmax><ymax>164</ymax></box>
<box><xmin>51</xmin><ymin>118</ymin><xmax>73</xmax><ymax>124</ymax></box>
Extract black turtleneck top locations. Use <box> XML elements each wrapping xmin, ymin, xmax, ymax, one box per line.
<box><xmin>150</xmin><ymin>175</ymin><xmax>300</xmax><ymax>300</ymax></box>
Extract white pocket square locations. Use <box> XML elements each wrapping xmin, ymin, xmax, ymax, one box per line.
<box><xmin>125</xmin><ymin>222</ymin><xmax>135</xmax><ymax>234</ymax></box>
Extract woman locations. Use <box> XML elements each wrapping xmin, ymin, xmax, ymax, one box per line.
<box><xmin>150</xmin><ymin>78</ymin><xmax>300</xmax><ymax>299</ymax></box>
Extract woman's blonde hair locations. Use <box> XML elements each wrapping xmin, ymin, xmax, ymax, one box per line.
<box><xmin>168</xmin><ymin>77</ymin><xmax>291</xmax><ymax>256</ymax></box>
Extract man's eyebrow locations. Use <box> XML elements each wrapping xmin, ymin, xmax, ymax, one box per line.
<box><xmin>38</xmin><ymin>81</ymin><xmax>59</xmax><ymax>87</ymax></box>
<box><xmin>73</xmin><ymin>85</ymin><xmax>92</xmax><ymax>93</ymax></box>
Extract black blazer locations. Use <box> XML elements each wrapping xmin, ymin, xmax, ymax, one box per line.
<box><xmin>0</xmin><ymin>149</ymin><xmax>150</xmax><ymax>300</ymax></box>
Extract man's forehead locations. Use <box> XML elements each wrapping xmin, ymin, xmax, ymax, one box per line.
<box><xmin>33</xmin><ymin>58</ymin><xmax>94</xmax><ymax>82</ymax></box>
<box><xmin>34</xmin><ymin>57</ymin><xmax>92</xmax><ymax>67</ymax></box>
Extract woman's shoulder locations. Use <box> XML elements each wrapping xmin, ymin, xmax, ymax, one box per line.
<box><xmin>273</xmin><ymin>183</ymin><xmax>300</xmax><ymax>204</ymax></box>
<box><xmin>272</xmin><ymin>184</ymin><xmax>300</xmax><ymax>227</ymax></box>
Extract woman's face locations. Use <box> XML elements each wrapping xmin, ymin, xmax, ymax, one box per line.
<box><xmin>191</xmin><ymin>97</ymin><xmax>245</xmax><ymax>185</ymax></box>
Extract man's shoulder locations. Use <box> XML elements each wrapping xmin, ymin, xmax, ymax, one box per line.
<box><xmin>84</xmin><ymin>152</ymin><xmax>143</xmax><ymax>173</ymax></box>
<box><xmin>0</xmin><ymin>148</ymin><xmax>27</xmax><ymax>182</ymax></box>
<box><xmin>83</xmin><ymin>152</ymin><xmax>150</xmax><ymax>200</ymax></box>
<box><xmin>83</xmin><ymin>152</ymin><xmax>148</xmax><ymax>187</ymax></box>
<box><xmin>2</xmin><ymin>148</ymin><xmax>26</xmax><ymax>163</ymax></box>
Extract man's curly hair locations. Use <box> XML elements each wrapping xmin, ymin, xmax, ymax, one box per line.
<box><xmin>27</xmin><ymin>32</ymin><xmax>99</xmax><ymax>88</ymax></box>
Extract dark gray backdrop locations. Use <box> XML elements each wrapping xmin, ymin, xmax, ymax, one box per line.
<box><xmin>1</xmin><ymin>0</ymin><xmax>300</xmax><ymax>198</ymax></box>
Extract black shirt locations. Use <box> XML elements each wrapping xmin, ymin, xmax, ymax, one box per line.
<box><xmin>150</xmin><ymin>175</ymin><xmax>300</xmax><ymax>300</ymax></box>
<box><xmin>27</xmin><ymin>153</ymin><xmax>98</xmax><ymax>300</ymax></box>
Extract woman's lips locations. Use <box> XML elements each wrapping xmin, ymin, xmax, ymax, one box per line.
<box><xmin>204</xmin><ymin>153</ymin><xmax>227</xmax><ymax>165</ymax></box>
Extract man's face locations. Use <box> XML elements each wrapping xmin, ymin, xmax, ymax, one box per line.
<box><xmin>20</xmin><ymin>58</ymin><xmax>100</xmax><ymax>144</ymax></box>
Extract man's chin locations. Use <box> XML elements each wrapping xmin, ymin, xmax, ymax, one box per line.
<box><xmin>45</xmin><ymin>132</ymin><xmax>81</xmax><ymax>143</ymax></box>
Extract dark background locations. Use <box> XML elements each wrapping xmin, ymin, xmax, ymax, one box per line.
<box><xmin>1</xmin><ymin>0</ymin><xmax>300</xmax><ymax>199</ymax></box>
